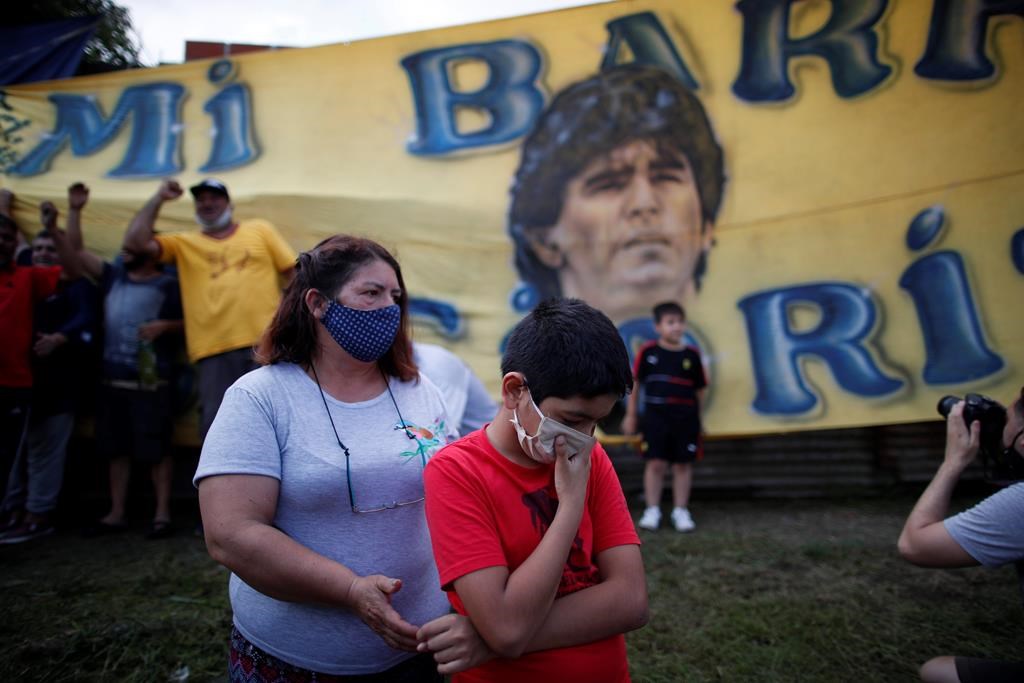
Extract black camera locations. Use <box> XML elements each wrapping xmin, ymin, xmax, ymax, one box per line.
<box><xmin>937</xmin><ymin>393</ymin><xmax>1023</xmax><ymax>482</ymax></box>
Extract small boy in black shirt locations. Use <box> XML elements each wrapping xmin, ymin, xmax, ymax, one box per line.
<box><xmin>622</xmin><ymin>302</ymin><xmax>707</xmax><ymax>532</ymax></box>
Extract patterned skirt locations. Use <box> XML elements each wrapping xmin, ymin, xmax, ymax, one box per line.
<box><xmin>228</xmin><ymin>626</ymin><xmax>442</xmax><ymax>683</ymax></box>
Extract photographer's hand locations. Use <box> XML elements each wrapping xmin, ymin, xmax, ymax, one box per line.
<box><xmin>897</xmin><ymin>401</ymin><xmax>979</xmax><ymax>568</ymax></box>
<box><xmin>942</xmin><ymin>401</ymin><xmax>981</xmax><ymax>473</ymax></box>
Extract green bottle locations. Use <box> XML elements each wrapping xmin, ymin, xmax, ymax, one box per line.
<box><xmin>138</xmin><ymin>339</ymin><xmax>158</xmax><ymax>389</ymax></box>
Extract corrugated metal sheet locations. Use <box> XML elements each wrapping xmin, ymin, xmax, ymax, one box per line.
<box><xmin>608</xmin><ymin>420</ymin><xmax>986</xmax><ymax>497</ymax></box>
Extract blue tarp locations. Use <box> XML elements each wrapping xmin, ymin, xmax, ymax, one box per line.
<box><xmin>0</xmin><ymin>16</ymin><xmax>99</xmax><ymax>86</ymax></box>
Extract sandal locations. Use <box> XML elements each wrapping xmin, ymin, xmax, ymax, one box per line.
<box><xmin>145</xmin><ymin>520</ymin><xmax>174</xmax><ymax>540</ymax></box>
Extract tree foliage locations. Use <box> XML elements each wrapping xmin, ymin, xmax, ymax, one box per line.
<box><xmin>2</xmin><ymin>0</ymin><xmax>142</xmax><ymax>74</ymax></box>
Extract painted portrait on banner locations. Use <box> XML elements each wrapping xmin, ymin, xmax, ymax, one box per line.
<box><xmin>506</xmin><ymin>64</ymin><xmax>724</xmax><ymax>355</ymax></box>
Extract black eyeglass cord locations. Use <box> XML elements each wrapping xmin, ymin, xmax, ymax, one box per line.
<box><xmin>310</xmin><ymin>362</ymin><xmax>418</xmax><ymax>511</ymax></box>
<box><xmin>311</xmin><ymin>363</ymin><xmax>414</xmax><ymax>439</ymax></box>
<box><xmin>311</xmin><ymin>362</ymin><xmax>350</xmax><ymax>454</ymax></box>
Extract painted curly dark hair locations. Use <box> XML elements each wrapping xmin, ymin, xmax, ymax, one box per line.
<box><xmin>508</xmin><ymin>64</ymin><xmax>725</xmax><ymax>302</ymax></box>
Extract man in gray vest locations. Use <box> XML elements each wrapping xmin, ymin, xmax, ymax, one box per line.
<box><xmin>898</xmin><ymin>388</ymin><xmax>1024</xmax><ymax>683</ymax></box>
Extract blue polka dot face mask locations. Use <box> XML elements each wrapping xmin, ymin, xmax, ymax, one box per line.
<box><xmin>320</xmin><ymin>300</ymin><xmax>401</xmax><ymax>363</ymax></box>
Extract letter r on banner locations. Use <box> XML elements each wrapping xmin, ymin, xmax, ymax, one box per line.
<box><xmin>738</xmin><ymin>283</ymin><xmax>903</xmax><ymax>415</ymax></box>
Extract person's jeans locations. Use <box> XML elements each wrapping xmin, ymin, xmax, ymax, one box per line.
<box><xmin>0</xmin><ymin>388</ymin><xmax>32</xmax><ymax>504</ymax></box>
<box><xmin>196</xmin><ymin>348</ymin><xmax>259</xmax><ymax>441</ymax></box>
<box><xmin>2</xmin><ymin>412</ymin><xmax>74</xmax><ymax>515</ymax></box>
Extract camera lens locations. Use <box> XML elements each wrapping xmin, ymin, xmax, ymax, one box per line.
<box><xmin>937</xmin><ymin>395</ymin><xmax>961</xmax><ymax>418</ymax></box>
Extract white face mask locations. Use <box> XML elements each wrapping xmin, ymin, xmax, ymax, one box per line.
<box><xmin>195</xmin><ymin>206</ymin><xmax>233</xmax><ymax>232</ymax></box>
<box><xmin>510</xmin><ymin>391</ymin><xmax>597</xmax><ymax>464</ymax></box>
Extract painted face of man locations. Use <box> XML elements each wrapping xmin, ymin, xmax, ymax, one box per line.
<box><xmin>530</xmin><ymin>139</ymin><xmax>713</xmax><ymax>324</ymax></box>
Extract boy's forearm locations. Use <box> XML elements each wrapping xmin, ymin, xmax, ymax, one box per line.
<box><xmin>524</xmin><ymin>575</ymin><xmax>646</xmax><ymax>652</ymax></box>
<box><xmin>501</xmin><ymin>509</ymin><xmax>583</xmax><ymax>637</ymax></box>
<box><xmin>522</xmin><ymin>545</ymin><xmax>647</xmax><ymax>652</ymax></box>
<box><xmin>456</xmin><ymin>504</ymin><xmax>584</xmax><ymax>658</ymax></box>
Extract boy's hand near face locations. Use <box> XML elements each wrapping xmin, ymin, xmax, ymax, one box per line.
<box><xmin>554</xmin><ymin>434</ymin><xmax>591</xmax><ymax>511</ymax></box>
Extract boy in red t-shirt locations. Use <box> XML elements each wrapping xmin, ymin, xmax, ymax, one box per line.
<box><xmin>622</xmin><ymin>302</ymin><xmax>707</xmax><ymax>533</ymax></box>
<box><xmin>418</xmin><ymin>298</ymin><xmax>648</xmax><ymax>683</ymax></box>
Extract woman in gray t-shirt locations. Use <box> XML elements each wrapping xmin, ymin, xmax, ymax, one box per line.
<box><xmin>195</xmin><ymin>235</ymin><xmax>487</xmax><ymax>681</ymax></box>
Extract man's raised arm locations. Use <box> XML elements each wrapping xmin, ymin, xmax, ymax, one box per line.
<box><xmin>123</xmin><ymin>179</ymin><xmax>183</xmax><ymax>257</ymax></box>
<box><xmin>65</xmin><ymin>183</ymin><xmax>105</xmax><ymax>280</ymax></box>
<box><xmin>39</xmin><ymin>201</ymin><xmax>82</xmax><ymax>281</ymax></box>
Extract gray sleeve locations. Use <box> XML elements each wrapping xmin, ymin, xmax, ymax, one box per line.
<box><xmin>944</xmin><ymin>483</ymin><xmax>1024</xmax><ymax>568</ymax></box>
<box><xmin>193</xmin><ymin>383</ymin><xmax>283</xmax><ymax>487</ymax></box>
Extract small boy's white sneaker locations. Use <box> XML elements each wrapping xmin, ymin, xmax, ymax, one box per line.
<box><xmin>671</xmin><ymin>507</ymin><xmax>695</xmax><ymax>532</ymax></box>
<box><xmin>638</xmin><ymin>506</ymin><xmax>661</xmax><ymax>530</ymax></box>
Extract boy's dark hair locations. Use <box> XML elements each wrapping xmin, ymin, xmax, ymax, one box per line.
<box><xmin>501</xmin><ymin>298</ymin><xmax>632</xmax><ymax>404</ymax></box>
<box><xmin>653</xmin><ymin>301</ymin><xmax>685</xmax><ymax>324</ymax></box>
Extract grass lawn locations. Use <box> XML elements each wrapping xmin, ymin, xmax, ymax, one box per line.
<box><xmin>2</xmin><ymin>494</ymin><xmax>1020</xmax><ymax>682</ymax></box>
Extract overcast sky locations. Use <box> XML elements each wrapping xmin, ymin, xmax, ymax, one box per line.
<box><xmin>120</xmin><ymin>0</ymin><xmax>606</xmax><ymax>65</ymax></box>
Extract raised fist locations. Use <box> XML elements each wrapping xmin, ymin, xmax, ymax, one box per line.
<box><xmin>157</xmin><ymin>179</ymin><xmax>184</xmax><ymax>201</ymax></box>
<box><xmin>68</xmin><ymin>182</ymin><xmax>90</xmax><ymax>210</ymax></box>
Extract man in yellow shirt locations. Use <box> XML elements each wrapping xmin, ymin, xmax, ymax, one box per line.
<box><xmin>124</xmin><ymin>178</ymin><xmax>296</xmax><ymax>439</ymax></box>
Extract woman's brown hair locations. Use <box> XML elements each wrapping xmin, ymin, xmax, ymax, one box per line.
<box><xmin>255</xmin><ymin>234</ymin><xmax>417</xmax><ymax>382</ymax></box>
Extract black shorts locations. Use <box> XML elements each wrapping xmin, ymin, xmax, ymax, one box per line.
<box><xmin>642</xmin><ymin>409</ymin><xmax>702</xmax><ymax>464</ymax></box>
<box><xmin>955</xmin><ymin>657</ymin><xmax>1024</xmax><ymax>683</ymax></box>
<box><xmin>196</xmin><ymin>347</ymin><xmax>258</xmax><ymax>440</ymax></box>
<box><xmin>95</xmin><ymin>383</ymin><xmax>174</xmax><ymax>464</ymax></box>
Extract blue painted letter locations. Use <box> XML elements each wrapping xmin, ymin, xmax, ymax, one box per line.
<box><xmin>9</xmin><ymin>83</ymin><xmax>184</xmax><ymax>177</ymax></box>
<box><xmin>201</xmin><ymin>82</ymin><xmax>259</xmax><ymax>172</ymax></box>
<box><xmin>601</xmin><ymin>12</ymin><xmax>699</xmax><ymax>89</ymax></box>
<box><xmin>401</xmin><ymin>40</ymin><xmax>544</xmax><ymax>155</ymax></box>
<box><xmin>733</xmin><ymin>0</ymin><xmax>892</xmax><ymax>102</ymax></box>
<box><xmin>899</xmin><ymin>251</ymin><xmax>1003</xmax><ymax>383</ymax></box>
<box><xmin>410</xmin><ymin>297</ymin><xmax>463</xmax><ymax>338</ymax></box>
<box><xmin>738</xmin><ymin>283</ymin><xmax>903</xmax><ymax>415</ymax></box>
<box><xmin>915</xmin><ymin>0</ymin><xmax>1024</xmax><ymax>80</ymax></box>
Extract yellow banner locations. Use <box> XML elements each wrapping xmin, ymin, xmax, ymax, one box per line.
<box><xmin>3</xmin><ymin>0</ymin><xmax>1022</xmax><ymax>435</ymax></box>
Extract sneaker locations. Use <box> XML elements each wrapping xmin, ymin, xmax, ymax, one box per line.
<box><xmin>671</xmin><ymin>507</ymin><xmax>695</xmax><ymax>533</ymax></box>
<box><xmin>0</xmin><ymin>521</ymin><xmax>55</xmax><ymax>545</ymax></box>
<box><xmin>0</xmin><ymin>509</ymin><xmax>23</xmax><ymax>533</ymax></box>
<box><xmin>638</xmin><ymin>506</ymin><xmax>661</xmax><ymax>530</ymax></box>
